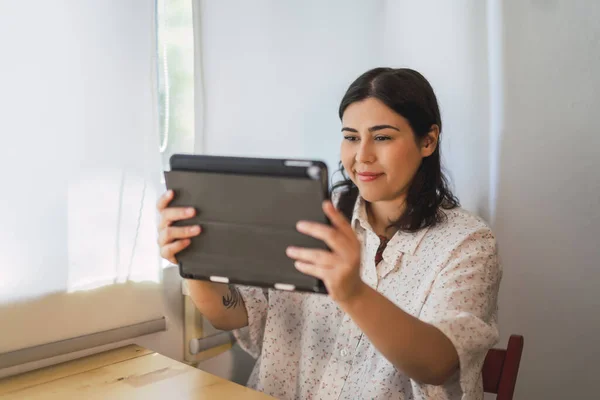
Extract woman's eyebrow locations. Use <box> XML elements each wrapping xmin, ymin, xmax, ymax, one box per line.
<box><xmin>341</xmin><ymin>125</ymin><xmax>400</xmax><ymax>133</ymax></box>
<box><xmin>369</xmin><ymin>124</ymin><xmax>400</xmax><ymax>132</ymax></box>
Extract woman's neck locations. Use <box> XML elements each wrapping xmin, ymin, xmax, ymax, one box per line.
<box><xmin>366</xmin><ymin>197</ymin><xmax>406</xmax><ymax>239</ymax></box>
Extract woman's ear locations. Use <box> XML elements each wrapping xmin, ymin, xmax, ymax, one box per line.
<box><xmin>420</xmin><ymin>125</ymin><xmax>439</xmax><ymax>157</ymax></box>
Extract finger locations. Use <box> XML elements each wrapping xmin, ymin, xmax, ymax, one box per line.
<box><xmin>322</xmin><ymin>200</ymin><xmax>354</xmax><ymax>238</ymax></box>
<box><xmin>159</xmin><ymin>206</ymin><xmax>196</xmax><ymax>230</ymax></box>
<box><xmin>160</xmin><ymin>238</ymin><xmax>191</xmax><ymax>264</ymax></box>
<box><xmin>294</xmin><ymin>261</ymin><xmax>327</xmax><ymax>280</ymax></box>
<box><xmin>158</xmin><ymin>225</ymin><xmax>201</xmax><ymax>246</ymax></box>
<box><xmin>156</xmin><ymin>190</ymin><xmax>174</xmax><ymax>211</ymax></box>
<box><xmin>296</xmin><ymin>221</ymin><xmax>347</xmax><ymax>253</ymax></box>
<box><xmin>286</xmin><ymin>246</ymin><xmax>335</xmax><ymax>267</ymax></box>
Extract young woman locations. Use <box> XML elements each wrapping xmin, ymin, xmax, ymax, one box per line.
<box><xmin>156</xmin><ymin>68</ymin><xmax>501</xmax><ymax>400</ymax></box>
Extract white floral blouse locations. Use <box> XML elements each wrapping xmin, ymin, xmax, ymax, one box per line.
<box><xmin>233</xmin><ymin>195</ymin><xmax>501</xmax><ymax>400</ymax></box>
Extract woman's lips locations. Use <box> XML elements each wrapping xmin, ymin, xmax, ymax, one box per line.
<box><xmin>357</xmin><ymin>172</ymin><xmax>383</xmax><ymax>182</ymax></box>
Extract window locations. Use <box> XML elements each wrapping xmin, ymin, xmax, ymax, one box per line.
<box><xmin>157</xmin><ymin>0</ymin><xmax>196</xmax><ymax>169</ymax></box>
<box><xmin>0</xmin><ymin>1</ymin><xmax>176</xmax><ymax>372</ymax></box>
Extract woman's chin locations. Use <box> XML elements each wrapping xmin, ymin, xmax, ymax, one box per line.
<box><xmin>358</xmin><ymin>190</ymin><xmax>384</xmax><ymax>203</ymax></box>
<box><xmin>359</xmin><ymin>188</ymin><xmax>404</xmax><ymax>204</ymax></box>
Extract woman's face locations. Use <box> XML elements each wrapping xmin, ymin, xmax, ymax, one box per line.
<box><xmin>340</xmin><ymin>97</ymin><xmax>437</xmax><ymax>204</ymax></box>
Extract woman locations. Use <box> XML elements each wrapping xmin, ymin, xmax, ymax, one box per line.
<box><xmin>157</xmin><ymin>68</ymin><xmax>501</xmax><ymax>399</ymax></box>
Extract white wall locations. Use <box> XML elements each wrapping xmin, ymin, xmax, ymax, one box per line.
<box><xmin>197</xmin><ymin>0</ymin><xmax>387</xmax><ymax>180</ymax></box>
<box><xmin>381</xmin><ymin>0</ymin><xmax>491</xmax><ymax>217</ymax></box>
<box><xmin>494</xmin><ymin>1</ymin><xmax>600</xmax><ymax>398</ymax></box>
<box><xmin>197</xmin><ymin>0</ymin><xmax>491</xmax><ymax>209</ymax></box>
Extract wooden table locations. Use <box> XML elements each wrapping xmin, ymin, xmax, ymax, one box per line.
<box><xmin>0</xmin><ymin>345</ymin><xmax>274</xmax><ymax>399</ymax></box>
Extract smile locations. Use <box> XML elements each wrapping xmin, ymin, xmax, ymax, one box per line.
<box><xmin>357</xmin><ymin>173</ymin><xmax>383</xmax><ymax>182</ymax></box>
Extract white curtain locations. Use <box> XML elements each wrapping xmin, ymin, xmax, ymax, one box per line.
<box><xmin>0</xmin><ymin>0</ymin><xmax>174</xmax><ymax>355</ymax></box>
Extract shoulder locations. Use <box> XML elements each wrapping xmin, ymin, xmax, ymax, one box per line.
<box><xmin>424</xmin><ymin>207</ymin><xmax>497</xmax><ymax>255</ymax></box>
<box><xmin>413</xmin><ymin>208</ymin><xmax>502</xmax><ymax>290</ymax></box>
<box><xmin>439</xmin><ymin>207</ymin><xmax>493</xmax><ymax>235</ymax></box>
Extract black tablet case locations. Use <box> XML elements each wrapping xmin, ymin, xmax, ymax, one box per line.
<box><xmin>164</xmin><ymin>154</ymin><xmax>329</xmax><ymax>294</ymax></box>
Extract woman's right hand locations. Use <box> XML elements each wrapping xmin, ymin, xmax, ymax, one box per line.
<box><xmin>156</xmin><ymin>190</ymin><xmax>201</xmax><ymax>264</ymax></box>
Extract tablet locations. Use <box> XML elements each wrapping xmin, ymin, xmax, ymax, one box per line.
<box><xmin>164</xmin><ymin>154</ymin><xmax>330</xmax><ymax>294</ymax></box>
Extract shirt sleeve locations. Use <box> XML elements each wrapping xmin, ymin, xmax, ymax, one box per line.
<box><xmin>232</xmin><ymin>285</ymin><xmax>269</xmax><ymax>359</ymax></box>
<box><xmin>419</xmin><ymin>227</ymin><xmax>502</xmax><ymax>395</ymax></box>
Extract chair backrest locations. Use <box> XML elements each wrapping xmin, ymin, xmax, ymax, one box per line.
<box><xmin>482</xmin><ymin>334</ymin><xmax>524</xmax><ymax>400</ymax></box>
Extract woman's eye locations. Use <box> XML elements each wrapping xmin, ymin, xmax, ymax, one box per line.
<box><xmin>344</xmin><ymin>136</ymin><xmax>359</xmax><ymax>142</ymax></box>
<box><xmin>375</xmin><ymin>136</ymin><xmax>391</xmax><ymax>141</ymax></box>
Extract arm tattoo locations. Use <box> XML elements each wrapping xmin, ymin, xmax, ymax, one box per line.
<box><xmin>222</xmin><ymin>285</ymin><xmax>241</xmax><ymax>309</ymax></box>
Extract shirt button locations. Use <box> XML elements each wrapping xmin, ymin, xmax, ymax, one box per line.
<box><xmin>340</xmin><ymin>349</ymin><xmax>348</xmax><ymax>357</ymax></box>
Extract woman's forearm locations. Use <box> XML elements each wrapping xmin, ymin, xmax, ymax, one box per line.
<box><xmin>186</xmin><ymin>280</ymin><xmax>249</xmax><ymax>331</ymax></box>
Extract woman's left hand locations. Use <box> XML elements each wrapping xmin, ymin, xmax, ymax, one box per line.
<box><xmin>286</xmin><ymin>200</ymin><xmax>365</xmax><ymax>303</ymax></box>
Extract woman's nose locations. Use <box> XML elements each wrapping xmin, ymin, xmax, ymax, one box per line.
<box><xmin>355</xmin><ymin>141</ymin><xmax>375</xmax><ymax>163</ymax></box>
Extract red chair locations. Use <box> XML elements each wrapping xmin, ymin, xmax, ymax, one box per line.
<box><xmin>482</xmin><ymin>334</ymin><xmax>524</xmax><ymax>400</ymax></box>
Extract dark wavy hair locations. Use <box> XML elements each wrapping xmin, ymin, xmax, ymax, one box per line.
<box><xmin>332</xmin><ymin>67</ymin><xmax>459</xmax><ymax>232</ymax></box>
